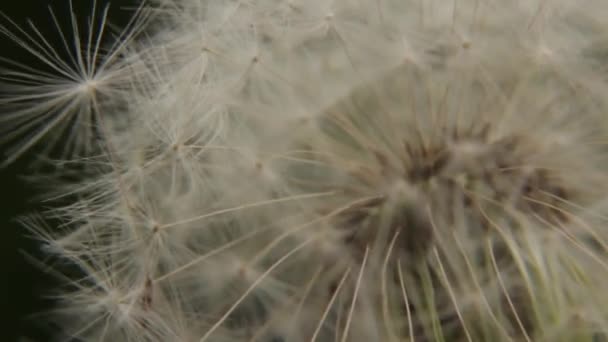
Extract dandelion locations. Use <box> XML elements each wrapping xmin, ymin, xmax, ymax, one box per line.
<box><xmin>7</xmin><ymin>0</ymin><xmax>608</xmax><ymax>341</ymax></box>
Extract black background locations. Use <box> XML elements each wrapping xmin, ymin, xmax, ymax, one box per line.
<box><xmin>0</xmin><ymin>1</ymin><xmax>140</xmax><ymax>340</ymax></box>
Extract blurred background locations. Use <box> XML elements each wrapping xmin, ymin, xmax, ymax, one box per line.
<box><xmin>0</xmin><ymin>1</ymin><xmax>140</xmax><ymax>340</ymax></box>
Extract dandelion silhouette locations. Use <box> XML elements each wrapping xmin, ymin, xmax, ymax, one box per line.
<box><xmin>2</xmin><ymin>0</ymin><xmax>608</xmax><ymax>341</ymax></box>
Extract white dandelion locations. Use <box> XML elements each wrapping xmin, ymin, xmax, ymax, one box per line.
<box><xmin>6</xmin><ymin>0</ymin><xmax>608</xmax><ymax>341</ymax></box>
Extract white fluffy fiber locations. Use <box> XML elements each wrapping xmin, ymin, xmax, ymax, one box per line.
<box><xmin>4</xmin><ymin>0</ymin><xmax>608</xmax><ymax>341</ymax></box>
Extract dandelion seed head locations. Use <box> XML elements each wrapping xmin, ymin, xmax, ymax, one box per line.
<box><xmin>7</xmin><ymin>0</ymin><xmax>608</xmax><ymax>341</ymax></box>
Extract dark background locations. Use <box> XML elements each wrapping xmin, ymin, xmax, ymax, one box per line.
<box><xmin>0</xmin><ymin>1</ymin><xmax>140</xmax><ymax>340</ymax></box>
